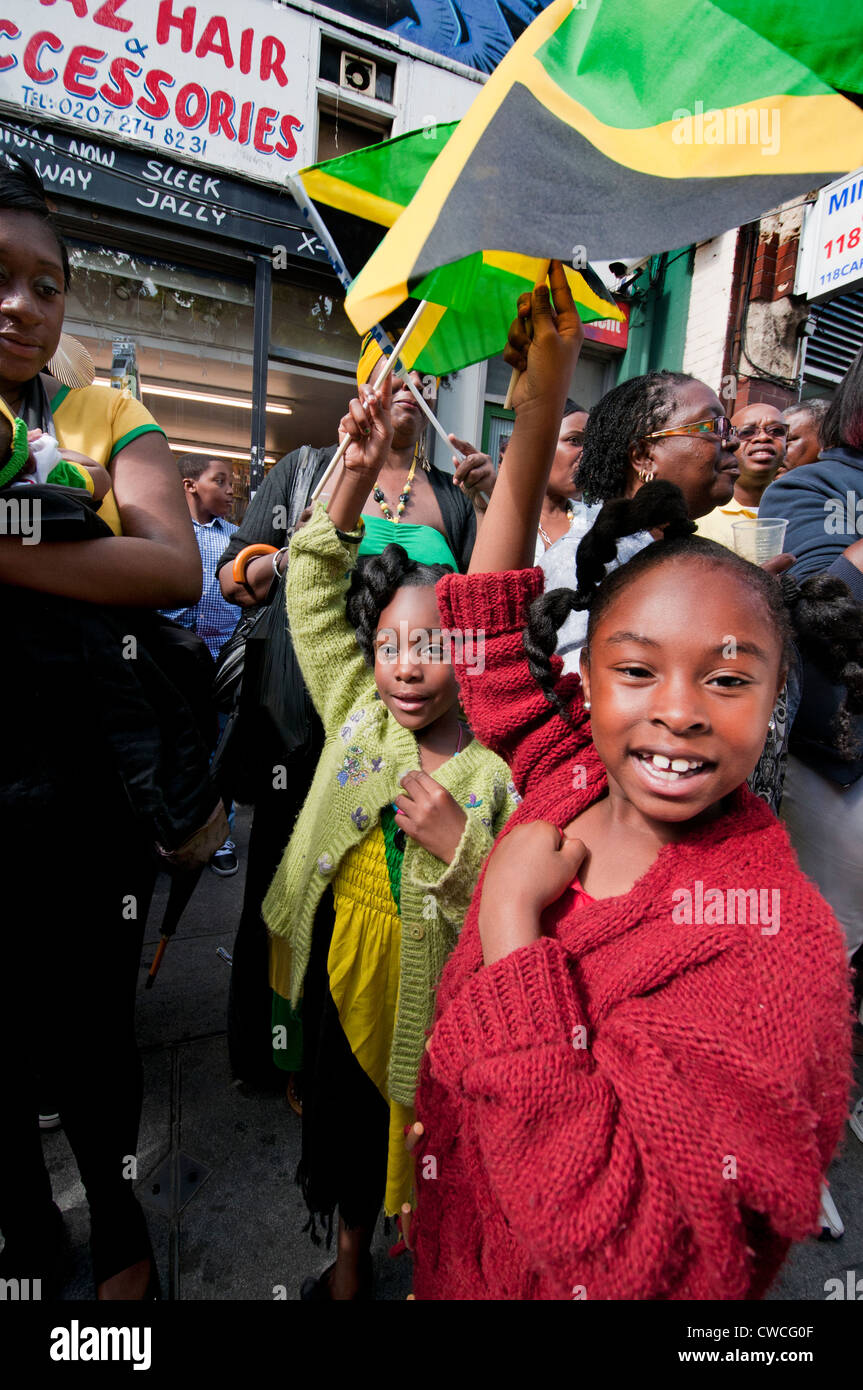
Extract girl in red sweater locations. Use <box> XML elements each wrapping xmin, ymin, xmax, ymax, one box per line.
<box><xmin>409</xmin><ymin>265</ymin><xmax>855</xmax><ymax>1301</ymax></box>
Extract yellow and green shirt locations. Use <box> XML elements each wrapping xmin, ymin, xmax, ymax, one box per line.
<box><xmin>49</xmin><ymin>384</ymin><xmax>166</xmax><ymax>536</ymax></box>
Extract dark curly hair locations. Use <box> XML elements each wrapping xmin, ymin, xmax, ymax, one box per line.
<box><xmin>522</xmin><ymin>480</ymin><xmax>863</xmax><ymax>758</ymax></box>
<box><xmin>0</xmin><ymin>152</ymin><xmax>71</xmax><ymax>289</ymax></box>
<box><xmin>345</xmin><ymin>543</ymin><xmax>454</xmax><ymax>664</ymax></box>
<box><xmin>821</xmin><ymin>345</ymin><xmax>863</xmax><ymax>452</ymax></box>
<box><xmin>577</xmin><ymin>370</ymin><xmax>695</xmax><ymax>504</ymax></box>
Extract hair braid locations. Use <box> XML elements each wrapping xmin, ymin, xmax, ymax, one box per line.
<box><xmin>577</xmin><ymin>370</ymin><xmax>694</xmax><ymax>504</ymax></box>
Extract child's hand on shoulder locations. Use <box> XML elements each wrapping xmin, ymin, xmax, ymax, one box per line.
<box><xmin>479</xmin><ymin>822</ymin><xmax>586</xmax><ymax>965</ymax></box>
<box><xmin>395</xmin><ymin>771</ymin><xmax>467</xmax><ymax>864</ymax></box>
<box><xmin>337</xmin><ymin>375</ymin><xmax>394</xmax><ymax>479</ymax></box>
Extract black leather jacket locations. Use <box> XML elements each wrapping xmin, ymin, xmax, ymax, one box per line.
<box><xmin>4</xmin><ymin>589</ymin><xmax>218</xmax><ymax>851</ymax></box>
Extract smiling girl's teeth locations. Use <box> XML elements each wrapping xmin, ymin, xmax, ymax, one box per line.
<box><xmin>639</xmin><ymin>752</ymin><xmax>704</xmax><ymax>779</ymax></box>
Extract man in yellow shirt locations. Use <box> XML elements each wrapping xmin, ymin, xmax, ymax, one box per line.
<box><xmin>697</xmin><ymin>402</ymin><xmax>787</xmax><ymax>549</ymax></box>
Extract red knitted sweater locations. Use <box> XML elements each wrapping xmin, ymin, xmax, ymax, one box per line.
<box><xmin>412</xmin><ymin>567</ymin><xmax>852</xmax><ymax>1301</ymax></box>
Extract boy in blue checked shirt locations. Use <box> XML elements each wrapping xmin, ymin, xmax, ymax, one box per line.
<box><xmin>162</xmin><ymin>454</ymin><xmax>241</xmax><ymax>875</ymax></box>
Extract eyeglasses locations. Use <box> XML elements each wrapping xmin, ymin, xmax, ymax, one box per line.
<box><xmin>642</xmin><ymin>416</ymin><xmax>736</xmax><ymax>443</ymax></box>
<box><xmin>735</xmin><ymin>424</ymin><xmax>788</xmax><ymax>441</ymax></box>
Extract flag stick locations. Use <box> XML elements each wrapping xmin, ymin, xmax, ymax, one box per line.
<box><xmin>503</xmin><ymin>367</ymin><xmax>520</xmax><ymax>410</ymax></box>
<box><xmin>311</xmin><ymin>299</ymin><xmax>429</xmax><ymax>502</ymax></box>
<box><xmin>286</xmin><ymin>174</ymin><xmax>476</xmax><ymax>493</ymax></box>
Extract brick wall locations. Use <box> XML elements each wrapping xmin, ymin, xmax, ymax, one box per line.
<box><xmin>732</xmin><ymin>203</ymin><xmax>808</xmax><ymax>410</ymax></box>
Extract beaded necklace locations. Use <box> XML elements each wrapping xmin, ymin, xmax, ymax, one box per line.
<box><xmin>373</xmin><ymin>444</ymin><xmax>419</xmax><ymax>522</ymax></box>
<box><xmin>538</xmin><ymin>501</ymin><xmax>575</xmax><ymax>550</ymax></box>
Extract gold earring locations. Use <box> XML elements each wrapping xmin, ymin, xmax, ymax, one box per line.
<box><xmin>637</xmin><ymin>468</ymin><xmax>656</xmax><ymax>483</ymax></box>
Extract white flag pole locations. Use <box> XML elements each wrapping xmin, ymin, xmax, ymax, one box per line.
<box><xmin>310</xmin><ymin>298</ymin><xmax>429</xmax><ymax>502</ymax></box>
<box><xmin>285</xmin><ymin>175</ymin><xmax>469</xmax><ymax>497</ymax></box>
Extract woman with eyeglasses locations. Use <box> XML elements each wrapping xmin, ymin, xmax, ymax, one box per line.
<box><xmin>696</xmin><ymin>403</ymin><xmax>788</xmax><ymax>547</ymax></box>
<box><xmin>539</xmin><ymin>370</ymin><xmax>743</xmax><ymax>672</ymax></box>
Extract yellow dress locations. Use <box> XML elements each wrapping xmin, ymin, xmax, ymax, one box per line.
<box><xmin>327</xmin><ymin>824</ymin><xmax>415</xmax><ymax>1217</ymax></box>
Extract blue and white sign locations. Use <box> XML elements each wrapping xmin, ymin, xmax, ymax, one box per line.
<box><xmin>798</xmin><ymin>166</ymin><xmax>863</xmax><ymax>303</ymax></box>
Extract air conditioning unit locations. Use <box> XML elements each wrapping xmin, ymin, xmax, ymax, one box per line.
<box><xmin>339</xmin><ymin>51</ymin><xmax>376</xmax><ymax>95</ymax></box>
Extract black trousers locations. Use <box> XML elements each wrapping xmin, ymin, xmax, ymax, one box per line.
<box><xmin>227</xmin><ymin>738</ymin><xmax>322</xmax><ymax>1087</ymax></box>
<box><xmin>297</xmin><ymin>890</ymin><xmax>390</xmax><ymax>1237</ymax></box>
<box><xmin>0</xmin><ymin>757</ymin><xmax>154</xmax><ymax>1256</ymax></box>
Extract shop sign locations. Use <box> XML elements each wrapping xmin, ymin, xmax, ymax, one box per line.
<box><xmin>0</xmin><ymin>1</ymin><xmax>312</xmax><ymax>183</ymax></box>
<box><xmin>798</xmin><ymin>166</ymin><xmax>863</xmax><ymax>302</ymax></box>
<box><xmin>0</xmin><ymin>115</ymin><xmax>330</xmax><ymax>260</ymax></box>
<box><xmin>582</xmin><ymin>299</ymin><xmax>629</xmax><ymax>350</ymax></box>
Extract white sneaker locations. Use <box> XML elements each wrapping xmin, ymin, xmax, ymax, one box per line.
<box><xmin>849</xmin><ymin>1096</ymin><xmax>863</xmax><ymax>1145</ymax></box>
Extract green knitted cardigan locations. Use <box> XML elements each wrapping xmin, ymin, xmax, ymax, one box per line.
<box><xmin>262</xmin><ymin>502</ymin><xmax>518</xmax><ymax>1106</ymax></box>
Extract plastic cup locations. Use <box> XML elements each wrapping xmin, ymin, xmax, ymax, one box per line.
<box><xmin>730</xmin><ymin>517</ymin><xmax>788</xmax><ymax>563</ymax></box>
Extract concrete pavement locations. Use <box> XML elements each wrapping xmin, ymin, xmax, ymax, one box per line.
<box><xmin>41</xmin><ymin>805</ymin><xmax>862</xmax><ymax>1302</ymax></box>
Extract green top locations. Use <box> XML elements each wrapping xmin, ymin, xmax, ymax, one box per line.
<box><xmin>358</xmin><ymin>512</ymin><xmax>458</xmax><ymax>570</ymax></box>
<box><xmin>262</xmin><ymin>501</ymin><xmax>518</xmax><ymax>1105</ymax></box>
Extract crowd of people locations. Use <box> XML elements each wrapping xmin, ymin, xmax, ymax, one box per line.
<box><xmin>1</xmin><ymin>156</ymin><xmax>861</xmax><ymax>1303</ymax></box>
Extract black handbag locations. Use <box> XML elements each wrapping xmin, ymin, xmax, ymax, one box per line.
<box><xmin>212</xmin><ymin>569</ymin><xmax>321</xmax><ymax>805</ymax></box>
<box><xmin>212</xmin><ymin>593</ymin><xmax>272</xmax><ymax>715</ymax></box>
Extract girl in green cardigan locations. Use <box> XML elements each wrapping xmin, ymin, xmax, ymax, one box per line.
<box><xmin>263</xmin><ymin>376</ymin><xmax>517</xmax><ymax>1301</ymax></box>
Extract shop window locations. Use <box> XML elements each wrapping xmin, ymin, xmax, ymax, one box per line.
<box><xmin>66</xmin><ymin>245</ymin><xmax>254</xmax><ymax>354</ymax></box>
<box><xmin>270</xmin><ymin>277</ymin><xmax>359</xmax><ymax>364</ymax></box>
<box><xmin>482</xmin><ymin>406</ymin><xmax>514</xmax><ymax>466</ymax></box>
<box><xmin>484</xmin><ymin>347</ymin><xmax>615</xmax><ymax>412</ymax></box>
<box><xmin>319</xmin><ymin>34</ymin><xmax>396</xmax><ymax>104</ymax></box>
<box><xmin>61</xmin><ymin>241</ymin><xmax>364</xmax><ymax>522</ymax></box>
<box><xmin>63</xmin><ymin>241</ymin><xmax>262</xmax><ymax>519</ymax></box>
<box><xmin>316</xmin><ymin>100</ymin><xmax>390</xmax><ymax>161</ymax></box>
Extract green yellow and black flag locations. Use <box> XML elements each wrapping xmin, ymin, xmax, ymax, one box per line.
<box><xmin>344</xmin><ymin>0</ymin><xmax>863</xmax><ymax>335</ymax></box>
<box><xmin>298</xmin><ymin>123</ymin><xmax>622</xmax><ymax>376</ymax></box>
